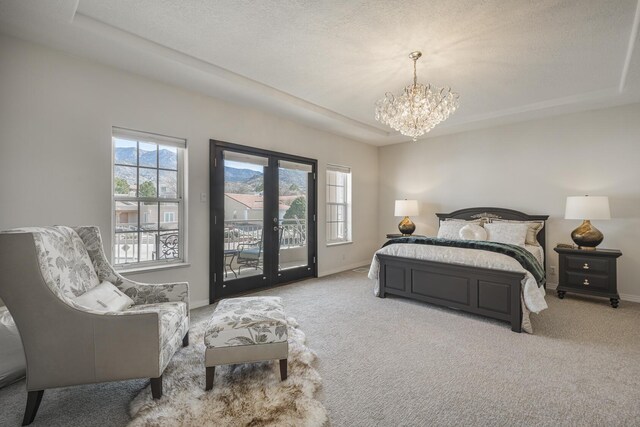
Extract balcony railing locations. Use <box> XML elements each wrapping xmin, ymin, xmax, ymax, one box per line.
<box><xmin>114</xmin><ymin>231</ymin><xmax>179</xmax><ymax>265</ymax></box>
<box><xmin>114</xmin><ymin>219</ymin><xmax>306</xmax><ymax>266</ymax></box>
<box><xmin>224</xmin><ymin>219</ymin><xmax>306</xmax><ymax>251</ymax></box>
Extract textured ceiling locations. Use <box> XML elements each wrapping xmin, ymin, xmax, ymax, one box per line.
<box><xmin>1</xmin><ymin>0</ymin><xmax>640</xmax><ymax>145</ymax></box>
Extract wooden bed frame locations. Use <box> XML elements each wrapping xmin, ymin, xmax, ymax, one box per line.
<box><xmin>377</xmin><ymin>207</ymin><xmax>548</xmax><ymax>332</ymax></box>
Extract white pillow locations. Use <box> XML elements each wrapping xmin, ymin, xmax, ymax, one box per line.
<box><xmin>74</xmin><ymin>281</ymin><xmax>134</xmax><ymax>312</ymax></box>
<box><xmin>437</xmin><ymin>221</ymin><xmax>467</xmax><ymax>240</ymax></box>
<box><xmin>459</xmin><ymin>224</ymin><xmax>487</xmax><ymax>241</ymax></box>
<box><xmin>484</xmin><ymin>222</ymin><xmax>528</xmax><ymax>247</ymax></box>
<box><xmin>491</xmin><ymin>219</ymin><xmax>544</xmax><ymax>246</ymax></box>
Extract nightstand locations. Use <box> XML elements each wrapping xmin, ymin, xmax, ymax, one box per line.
<box><xmin>553</xmin><ymin>247</ymin><xmax>622</xmax><ymax>308</ymax></box>
<box><xmin>386</xmin><ymin>234</ymin><xmax>426</xmax><ymax>239</ymax></box>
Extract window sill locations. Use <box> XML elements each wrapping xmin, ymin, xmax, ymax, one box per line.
<box><xmin>327</xmin><ymin>241</ymin><xmax>353</xmax><ymax>247</ymax></box>
<box><xmin>117</xmin><ymin>262</ymin><xmax>191</xmax><ymax>275</ymax></box>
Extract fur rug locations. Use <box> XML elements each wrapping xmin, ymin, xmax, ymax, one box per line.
<box><xmin>128</xmin><ymin>317</ymin><xmax>327</xmax><ymax>427</ymax></box>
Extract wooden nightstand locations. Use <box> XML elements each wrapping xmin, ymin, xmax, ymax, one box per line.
<box><xmin>553</xmin><ymin>247</ymin><xmax>622</xmax><ymax>308</ymax></box>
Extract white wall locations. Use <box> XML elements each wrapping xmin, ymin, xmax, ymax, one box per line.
<box><xmin>0</xmin><ymin>35</ymin><xmax>379</xmax><ymax>307</ymax></box>
<box><xmin>379</xmin><ymin>103</ymin><xmax>640</xmax><ymax>300</ymax></box>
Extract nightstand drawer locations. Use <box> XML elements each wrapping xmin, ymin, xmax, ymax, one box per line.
<box><xmin>565</xmin><ymin>271</ymin><xmax>610</xmax><ymax>291</ymax></box>
<box><xmin>565</xmin><ymin>255</ymin><xmax>609</xmax><ymax>274</ymax></box>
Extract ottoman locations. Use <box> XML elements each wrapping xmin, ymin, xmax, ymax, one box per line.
<box><xmin>204</xmin><ymin>296</ymin><xmax>288</xmax><ymax>390</ymax></box>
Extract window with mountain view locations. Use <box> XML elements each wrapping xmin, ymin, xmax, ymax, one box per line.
<box><xmin>112</xmin><ymin>128</ymin><xmax>186</xmax><ymax>268</ymax></box>
<box><xmin>326</xmin><ymin>165</ymin><xmax>352</xmax><ymax>245</ymax></box>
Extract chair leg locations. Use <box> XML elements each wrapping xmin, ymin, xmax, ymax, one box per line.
<box><xmin>279</xmin><ymin>359</ymin><xmax>287</xmax><ymax>381</ymax></box>
<box><xmin>22</xmin><ymin>390</ymin><xmax>44</xmax><ymax>426</ymax></box>
<box><xmin>205</xmin><ymin>366</ymin><xmax>215</xmax><ymax>391</ymax></box>
<box><xmin>182</xmin><ymin>332</ymin><xmax>189</xmax><ymax>347</ymax></box>
<box><xmin>150</xmin><ymin>376</ymin><xmax>163</xmax><ymax>399</ymax></box>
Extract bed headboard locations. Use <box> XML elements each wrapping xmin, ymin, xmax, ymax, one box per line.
<box><xmin>436</xmin><ymin>207</ymin><xmax>550</xmax><ymax>268</ymax></box>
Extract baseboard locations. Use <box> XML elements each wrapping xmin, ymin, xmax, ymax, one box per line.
<box><xmin>545</xmin><ymin>282</ymin><xmax>640</xmax><ymax>303</ymax></box>
<box><xmin>191</xmin><ymin>298</ymin><xmax>210</xmax><ymax>309</ymax></box>
<box><xmin>620</xmin><ymin>293</ymin><xmax>640</xmax><ymax>303</ymax></box>
<box><xmin>319</xmin><ymin>260</ymin><xmax>371</xmax><ymax>277</ymax></box>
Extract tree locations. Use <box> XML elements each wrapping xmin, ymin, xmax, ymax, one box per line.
<box><xmin>115</xmin><ymin>177</ymin><xmax>130</xmax><ymax>195</ymax></box>
<box><xmin>139</xmin><ymin>181</ymin><xmax>157</xmax><ymax>197</ymax></box>
<box><xmin>284</xmin><ymin>196</ymin><xmax>306</xmax><ymax>220</ymax></box>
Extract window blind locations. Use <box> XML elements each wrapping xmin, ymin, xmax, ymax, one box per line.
<box><xmin>112</xmin><ymin>127</ymin><xmax>187</xmax><ymax>149</ymax></box>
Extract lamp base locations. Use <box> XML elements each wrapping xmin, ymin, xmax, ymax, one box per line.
<box><xmin>571</xmin><ymin>220</ymin><xmax>603</xmax><ymax>250</ymax></box>
<box><xmin>398</xmin><ymin>216</ymin><xmax>415</xmax><ymax>236</ymax></box>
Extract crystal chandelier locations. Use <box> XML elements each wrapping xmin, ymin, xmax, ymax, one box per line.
<box><xmin>375</xmin><ymin>51</ymin><xmax>459</xmax><ymax>141</ymax></box>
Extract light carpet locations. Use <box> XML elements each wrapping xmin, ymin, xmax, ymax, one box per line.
<box><xmin>128</xmin><ymin>317</ymin><xmax>326</xmax><ymax>427</ymax></box>
<box><xmin>0</xmin><ymin>270</ymin><xmax>639</xmax><ymax>426</ymax></box>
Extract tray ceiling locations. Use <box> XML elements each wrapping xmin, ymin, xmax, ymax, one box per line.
<box><xmin>1</xmin><ymin>0</ymin><xmax>640</xmax><ymax>145</ymax></box>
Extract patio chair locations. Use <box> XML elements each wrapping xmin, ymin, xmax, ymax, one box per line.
<box><xmin>237</xmin><ymin>240</ymin><xmax>263</xmax><ymax>274</ymax></box>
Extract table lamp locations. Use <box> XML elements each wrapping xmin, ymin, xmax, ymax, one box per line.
<box><xmin>564</xmin><ymin>195</ymin><xmax>610</xmax><ymax>250</ymax></box>
<box><xmin>395</xmin><ymin>199</ymin><xmax>419</xmax><ymax>235</ymax></box>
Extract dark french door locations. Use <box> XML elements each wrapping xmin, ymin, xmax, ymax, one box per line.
<box><xmin>209</xmin><ymin>140</ymin><xmax>317</xmax><ymax>302</ymax></box>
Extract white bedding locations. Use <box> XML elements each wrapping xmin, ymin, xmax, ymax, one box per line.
<box><xmin>525</xmin><ymin>244</ymin><xmax>544</xmax><ymax>266</ymax></box>
<box><xmin>368</xmin><ymin>244</ymin><xmax>548</xmax><ymax>333</ymax></box>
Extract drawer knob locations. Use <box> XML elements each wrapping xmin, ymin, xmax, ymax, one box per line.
<box><xmin>583</xmin><ymin>263</ymin><xmax>589</xmax><ymax>270</ymax></box>
<box><xmin>583</xmin><ymin>279</ymin><xmax>590</xmax><ymax>286</ymax></box>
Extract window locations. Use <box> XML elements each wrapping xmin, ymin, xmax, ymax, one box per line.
<box><xmin>326</xmin><ymin>164</ymin><xmax>352</xmax><ymax>245</ymax></box>
<box><xmin>112</xmin><ymin>127</ymin><xmax>186</xmax><ymax>268</ymax></box>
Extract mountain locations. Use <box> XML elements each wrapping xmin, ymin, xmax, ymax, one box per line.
<box><xmin>278</xmin><ymin>168</ymin><xmax>308</xmax><ymax>190</ymax></box>
<box><xmin>114</xmin><ymin>147</ymin><xmax>178</xmax><ymax>196</ymax></box>
<box><xmin>224</xmin><ymin>167</ymin><xmax>262</xmax><ymax>182</ymax></box>
<box><xmin>114</xmin><ymin>147</ymin><xmax>308</xmax><ymax>197</ymax></box>
<box><xmin>224</xmin><ymin>166</ymin><xmax>308</xmax><ymax>196</ymax></box>
<box><xmin>114</xmin><ymin>147</ymin><xmax>177</xmax><ymax>169</ymax></box>
<box><xmin>114</xmin><ymin>147</ymin><xmax>137</xmax><ymax>165</ymax></box>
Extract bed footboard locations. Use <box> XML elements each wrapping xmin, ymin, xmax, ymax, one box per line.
<box><xmin>377</xmin><ymin>254</ymin><xmax>524</xmax><ymax>332</ymax></box>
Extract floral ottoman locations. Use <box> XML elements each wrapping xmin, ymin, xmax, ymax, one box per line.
<box><xmin>204</xmin><ymin>296</ymin><xmax>288</xmax><ymax>390</ymax></box>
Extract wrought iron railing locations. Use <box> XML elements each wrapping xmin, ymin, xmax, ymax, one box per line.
<box><xmin>113</xmin><ymin>231</ymin><xmax>179</xmax><ymax>265</ymax></box>
<box><xmin>113</xmin><ymin>219</ymin><xmax>306</xmax><ymax>265</ymax></box>
<box><xmin>224</xmin><ymin>219</ymin><xmax>306</xmax><ymax>251</ymax></box>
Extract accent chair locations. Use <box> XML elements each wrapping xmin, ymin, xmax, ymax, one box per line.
<box><xmin>0</xmin><ymin>226</ymin><xmax>189</xmax><ymax>425</ymax></box>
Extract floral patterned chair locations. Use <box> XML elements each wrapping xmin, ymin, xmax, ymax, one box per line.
<box><xmin>0</xmin><ymin>226</ymin><xmax>189</xmax><ymax>425</ymax></box>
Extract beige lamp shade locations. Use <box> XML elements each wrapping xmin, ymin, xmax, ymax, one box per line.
<box><xmin>395</xmin><ymin>199</ymin><xmax>419</xmax><ymax>217</ymax></box>
<box><xmin>565</xmin><ymin>196</ymin><xmax>611</xmax><ymax>220</ymax></box>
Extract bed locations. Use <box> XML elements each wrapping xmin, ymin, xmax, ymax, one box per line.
<box><xmin>370</xmin><ymin>207</ymin><xmax>549</xmax><ymax>333</ymax></box>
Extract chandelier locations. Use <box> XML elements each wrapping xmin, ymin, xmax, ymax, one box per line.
<box><xmin>375</xmin><ymin>51</ymin><xmax>459</xmax><ymax>141</ymax></box>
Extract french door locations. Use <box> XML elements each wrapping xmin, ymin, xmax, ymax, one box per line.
<box><xmin>209</xmin><ymin>140</ymin><xmax>317</xmax><ymax>302</ymax></box>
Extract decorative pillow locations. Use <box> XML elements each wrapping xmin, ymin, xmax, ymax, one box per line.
<box><xmin>492</xmin><ymin>219</ymin><xmax>544</xmax><ymax>246</ymax></box>
<box><xmin>74</xmin><ymin>281</ymin><xmax>134</xmax><ymax>312</ymax></box>
<box><xmin>484</xmin><ymin>222</ymin><xmax>528</xmax><ymax>247</ymax></box>
<box><xmin>437</xmin><ymin>221</ymin><xmax>467</xmax><ymax>240</ymax></box>
<box><xmin>459</xmin><ymin>224</ymin><xmax>488</xmax><ymax>241</ymax></box>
